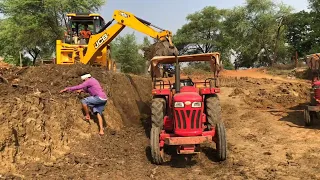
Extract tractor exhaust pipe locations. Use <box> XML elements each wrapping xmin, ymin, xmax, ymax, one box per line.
<box><xmin>175</xmin><ymin>55</ymin><xmax>180</xmax><ymax>93</ymax></box>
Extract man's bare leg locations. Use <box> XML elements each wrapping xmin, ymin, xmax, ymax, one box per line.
<box><xmin>82</xmin><ymin>104</ymin><xmax>90</xmax><ymax>120</ymax></box>
<box><xmin>97</xmin><ymin>113</ymin><xmax>104</xmax><ymax>135</ymax></box>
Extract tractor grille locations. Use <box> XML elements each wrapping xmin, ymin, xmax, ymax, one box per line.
<box><xmin>175</xmin><ymin>109</ymin><xmax>201</xmax><ymax>129</ymax></box>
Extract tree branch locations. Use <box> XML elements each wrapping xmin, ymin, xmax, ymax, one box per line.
<box><xmin>196</xmin><ymin>43</ymin><xmax>205</xmax><ymax>53</ymax></box>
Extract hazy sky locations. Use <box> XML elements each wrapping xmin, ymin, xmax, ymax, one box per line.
<box><xmin>98</xmin><ymin>0</ymin><xmax>309</xmax><ymax>43</ymax></box>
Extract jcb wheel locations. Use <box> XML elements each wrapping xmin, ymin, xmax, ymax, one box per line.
<box><xmin>304</xmin><ymin>108</ymin><xmax>314</xmax><ymax>126</ymax></box>
<box><xmin>214</xmin><ymin>122</ymin><xmax>227</xmax><ymax>161</ymax></box>
<box><xmin>150</xmin><ymin>127</ymin><xmax>164</xmax><ymax>164</ymax></box>
<box><xmin>151</xmin><ymin>98</ymin><xmax>166</xmax><ymax>128</ymax></box>
<box><xmin>206</xmin><ymin>95</ymin><xmax>222</xmax><ymax>128</ymax></box>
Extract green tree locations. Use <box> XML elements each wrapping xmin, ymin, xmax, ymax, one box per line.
<box><xmin>174</xmin><ymin>6</ymin><xmax>234</xmax><ymax>70</ymax></box>
<box><xmin>224</xmin><ymin>0</ymin><xmax>293</xmax><ymax>67</ymax></box>
<box><xmin>142</xmin><ymin>36</ymin><xmax>151</xmax><ymax>47</ymax></box>
<box><xmin>111</xmin><ymin>33</ymin><xmax>145</xmax><ymax>74</ymax></box>
<box><xmin>304</xmin><ymin>0</ymin><xmax>320</xmax><ymax>54</ymax></box>
<box><xmin>0</xmin><ymin>0</ymin><xmax>105</xmax><ymax>65</ymax></box>
<box><xmin>174</xmin><ymin>6</ymin><xmax>227</xmax><ymax>55</ymax></box>
<box><xmin>140</xmin><ymin>36</ymin><xmax>152</xmax><ymax>74</ymax></box>
<box><xmin>309</xmin><ymin>0</ymin><xmax>320</xmax><ymax>12</ymax></box>
<box><xmin>140</xmin><ymin>36</ymin><xmax>152</xmax><ymax>60</ymax></box>
<box><xmin>286</xmin><ymin>11</ymin><xmax>314</xmax><ymax>57</ymax></box>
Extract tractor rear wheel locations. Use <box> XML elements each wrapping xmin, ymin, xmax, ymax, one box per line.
<box><xmin>214</xmin><ymin>122</ymin><xmax>227</xmax><ymax>161</ymax></box>
<box><xmin>304</xmin><ymin>108</ymin><xmax>314</xmax><ymax>126</ymax></box>
<box><xmin>206</xmin><ymin>95</ymin><xmax>222</xmax><ymax>128</ymax></box>
<box><xmin>150</xmin><ymin>127</ymin><xmax>164</xmax><ymax>164</ymax></box>
<box><xmin>151</xmin><ymin>98</ymin><xmax>166</xmax><ymax>128</ymax></box>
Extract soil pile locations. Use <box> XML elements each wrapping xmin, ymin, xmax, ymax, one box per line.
<box><xmin>0</xmin><ymin>64</ymin><xmax>152</xmax><ymax>174</ymax></box>
<box><xmin>220</xmin><ymin>77</ymin><xmax>310</xmax><ymax>109</ymax></box>
<box><xmin>0</xmin><ymin>59</ymin><xmax>11</xmax><ymax>69</ymax></box>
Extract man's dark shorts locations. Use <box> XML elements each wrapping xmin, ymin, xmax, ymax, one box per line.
<box><xmin>81</xmin><ymin>96</ymin><xmax>107</xmax><ymax>115</ymax></box>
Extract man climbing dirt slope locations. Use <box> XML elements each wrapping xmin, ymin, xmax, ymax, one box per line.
<box><xmin>60</xmin><ymin>73</ymin><xmax>107</xmax><ymax>135</ymax></box>
<box><xmin>0</xmin><ymin>65</ymin><xmax>319</xmax><ymax>179</ymax></box>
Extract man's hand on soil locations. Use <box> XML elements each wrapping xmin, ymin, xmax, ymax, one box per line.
<box><xmin>76</xmin><ymin>89</ymin><xmax>84</xmax><ymax>93</ymax></box>
<box><xmin>59</xmin><ymin>88</ymin><xmax>68</xmax><ymax>93</ymax></box>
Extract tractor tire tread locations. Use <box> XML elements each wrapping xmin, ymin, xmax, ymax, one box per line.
<box><xmin>304</xmin><ymin>109</ymin><xmax>314</xmax><ymax>126</ymax></box>
<box><xmin>150</xmin><ymin>127</ymin><xmax>163</xmax><ymax>164</ymax></box>
<box><xmin>206</xmin><ymin>95</ymin><xmax>222</xmax><ymax>126</ymax></box>
<box><xmin>151</xmin><ymin>98</ymin><xmax>166</xmax><ymax>128</ymax></box>
<box><xmin>215</xmin><ymin>122</ymin><xmax>227</xmax><ymax>161</ymax></box>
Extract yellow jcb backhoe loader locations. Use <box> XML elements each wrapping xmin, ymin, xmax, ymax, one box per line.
<box><xmin>56</xmin><ymin>13</ymin><xmax>116</xmax><ymax>71</ymax></box>
<box><xmin>55</xmin><ymin>10</ymin><xmax>178</xmax><ymax>71</ymax></box>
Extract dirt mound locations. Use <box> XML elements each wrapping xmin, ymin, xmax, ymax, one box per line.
<box><xmin>220</xmin><ymin>77</ymin><xmax>310</xmax><ymax>109</ymax></box>
<box><xmin>228</xmin><ymin>88</ymin><xmax>244</xmax><ymax>97</ymax></box>
<box><xmin>0</xmin><ymin>59</ymin><xmax>11</xmax><ymax>69</ymax></box>
<box><xmin>0</xmin><ymin>64</ymin><xmax>152</xmax><ymax>174</ymax></box>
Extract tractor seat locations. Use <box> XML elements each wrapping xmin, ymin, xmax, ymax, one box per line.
<box><xmin>171</xmin><ymin>79</ymin><xmax>195</xmax><ymax>91</ymax></box>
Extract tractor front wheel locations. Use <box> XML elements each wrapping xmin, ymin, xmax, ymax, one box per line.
<box><xmin>151</xmin><ymin>98</ymin><xmax>166</xmax><ymax>128</ymax></box>
<box><xmin>206</xmin><ymin>95</ymin><xmax>222</xmax><ymax>128</ymax></box>
<box><xmin>304</xmin><ymin>108</ymin><xmax>314</xmax><ymax>126</ymax></box>
<box><xmin>150</xmin><ymin>127</ymin><xmax>164</xmax><ymax>164</ymax></box>
<box><xmin>214</xmin><ymin>122</ymin><xmax>227</xmax><ymax>161</ymax></box>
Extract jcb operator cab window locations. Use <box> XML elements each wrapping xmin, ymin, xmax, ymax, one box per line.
<box><xmin>64</xmin><ymin>13</ymin><xmax>106</xmax><ymax>45</ymax></box>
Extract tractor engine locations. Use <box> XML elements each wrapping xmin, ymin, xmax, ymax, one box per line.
<box><xmin>173</xmin><ymin>92</ymin><xmax>205</xmax><ymax>137</ymax></box>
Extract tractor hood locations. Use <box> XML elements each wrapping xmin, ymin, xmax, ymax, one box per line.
<box><xmin>173</xmin><ymin>92</ymin><xmax>202</xmax><ymax>102</ymax></box>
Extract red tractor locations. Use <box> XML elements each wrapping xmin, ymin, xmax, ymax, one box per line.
<box><xmin>304</xmin><ymin>54</ymin><xmax>320</xmax><ymax>126</ymax></box>
<box><xmin>149</xmin><ymin>53</ymin><xmax>226</xmax><ymax>164</ymax></box>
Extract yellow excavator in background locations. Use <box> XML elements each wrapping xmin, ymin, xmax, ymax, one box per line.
<box><xmin>55</xmin><ymin>10</ymin><xmax>178</xmax><ymax>71</ymax></box>
<box><xmin>56</xmin><ymin>13</ymin><xmax>116</xmax><ymax>70</ymax></box>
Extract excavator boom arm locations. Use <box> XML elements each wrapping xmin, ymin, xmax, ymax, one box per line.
<box><xmin>81</xmin><ymin>10</ymin><xmax>174</xmax><ymax>65</ymax></box>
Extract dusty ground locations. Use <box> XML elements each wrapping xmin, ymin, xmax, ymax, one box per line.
<box><xmin>1</xmin><ymin>66</ymin><xmax>319</xmax><ymax>180</ymax></box>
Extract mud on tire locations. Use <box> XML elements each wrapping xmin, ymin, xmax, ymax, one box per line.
<box><xmin>205</xmin><ymin>94</ymin><xmax>222</xmax><ymax>127</ymax></box>
<box><xmin>151</xmin><ymin>97</ymin><xmax>166</xmax><ymax>128</ymax></box>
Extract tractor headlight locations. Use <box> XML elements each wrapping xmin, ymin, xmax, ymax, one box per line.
<box><xmin>192</xmin><ymin>102</ymin><xmax>202</xmax><ymax>108</ymax></box>
<box><xmin>174</xmin><ymin>102</ymin><xmax>184</xmax><ymax>108</ymax></box>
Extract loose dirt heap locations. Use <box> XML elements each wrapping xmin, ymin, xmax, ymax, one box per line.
<box><xmin>0</xmin><ymin>64</ymin><xmax>152</xmax><ymax>175</ymax></box>
<box><xmin>220</xmin><ymin>77</ymin><xmax>310</xmax><ymax>109</ymax></box>
<box><xmin>0</xmin><ymin>59</ymin><xmax>11</xmax><ymax>69</ymax></box>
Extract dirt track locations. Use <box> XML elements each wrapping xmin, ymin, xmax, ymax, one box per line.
<box><xmin>1</xmin><ymin>66</ymin><xmax>320</xmax><ymax>179</ymax></box>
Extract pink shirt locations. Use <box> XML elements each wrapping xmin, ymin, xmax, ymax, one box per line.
<box><xmin>67</xmin><ymin>78</ymin><xmax>107</xmax><ymax>99</ymax></box>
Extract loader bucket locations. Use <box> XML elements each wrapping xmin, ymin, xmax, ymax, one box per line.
<box><xmin>146</xmin><ymin>40</ymin><xmax>179</xmax><ymax>60</ymax></box>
